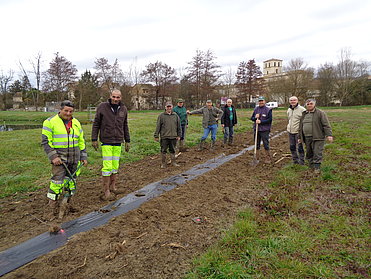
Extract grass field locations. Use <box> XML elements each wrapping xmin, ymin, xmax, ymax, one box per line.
<box><xmin>186</xmin><ymin>106</ymin><xmax>371</xmax><ymax>278</ymax></box>
<box><xmin>0</xmin><ymin>108</ymin><xmax>284</xmax><ymax>198</ymax></box>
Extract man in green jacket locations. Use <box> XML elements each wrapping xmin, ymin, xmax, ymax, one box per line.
<box><xmin>298</xmin><ymin>99</ymin><xmax>333</xmax><ymax>173</ymax></box>
<box><xmin>154</xmin><ymin>102</ymin><xmax>181</xmax><ymax>168</ymax></box>
<box><xmin>42</xmin><ymin>100</ymin><xmax>88</xmax><ymax>220</ymax></box>
<box><xmin>188</xmin><ymin>100</ymin><xmax>223</xmax><ymax>151</ymax></box>
<box><xmin>173</xmin><ymin>98</ymin><xmax>188</xmax><ymax>152</ymax></box>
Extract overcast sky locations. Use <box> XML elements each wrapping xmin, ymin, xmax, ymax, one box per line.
<box><xmin>0</xmin><ymin>0</ymin><xmax>370</xmax><ymax>81</ymax></box>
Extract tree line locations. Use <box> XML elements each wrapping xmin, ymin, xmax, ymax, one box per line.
<box><xmin>0</xmin><ymin>48</ymin><xmax>370</xmax><ymax>110</ymax></box>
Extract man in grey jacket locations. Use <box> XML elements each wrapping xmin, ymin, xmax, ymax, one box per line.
<box><xmin>154</xmin><ymin>102</ymin><xmax>181</xmax><ymax>168</ymax></box>
<box><xmin>287</xmin><ymin>96</ymin><xmax>306</xmax><ymax>165</ymax></box>
<box><xmin>188</xmin><ymin>100</ymin><xmax>223</xmax><ymax>151</ymax></box>
<box><xmin>298</xmin><ymin>99</ymin><xmax>333</xmax><ymax>173</ymax></box>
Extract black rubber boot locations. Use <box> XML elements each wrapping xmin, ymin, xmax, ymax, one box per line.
<box><xmin>170</xmin><ymin>153</ymin><xmax>180</xmax><ymax>167</ymax></box>
<box><xmin>198</xmin><ymin>140</ymin><xmax>205</xmax><ymax>151</ymax></box>
<box><xmin>210</xmin><ymin>140</ymin><xmax>216</xmax><ymax>151</ymax></box>
<box><xmin>228</xmin><ymin>137</ymin><xmax>233</xmax><ymax>146</ymax></box>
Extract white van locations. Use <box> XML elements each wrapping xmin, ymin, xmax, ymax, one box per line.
<box><xmin>266</xmin><ymin>102</ymin><xmax>278</xmax><ymax>109</ymax></box>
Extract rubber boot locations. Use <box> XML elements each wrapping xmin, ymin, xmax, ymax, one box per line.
<box><xmin>313</xmin><ymin>163</ymin><xmax>321</xmax><ymax>174</ymax></box>
<box><xmin>102</xmin><ymin>176</ymin><xmax>114</xmax><ymax>201</ymax></box>
<box><xmin>161</xmin><ymin>153</ymin><xmax>167</xmax><ymax>168</ymax></box>
<box><xmin>264</xmin><ymin>150</ymin><xmax>272</xmax><ymax>164</ymax></box>
<box><xmin>180</xmin><ymin>140</ymin><xmax>185</xmax><ymax>152</ymax></box>
<box><xmin>228</xmin><ymin>137</ymin><xmax>233</xmax><ymax>146</ymax></box>
<box><xmin>170</xmin><ymin>153</ymin><xmax>180</xmax><ymax>167</ymax></box>
<box><xmin>222</xmin><ymin>138</ymin><xmax>227</xmax><ymax>147</ymax></box>
<box><xmin>58</xmin><ymin>196</ymin><xmax>70</xmax><ymax>220</ymax></box>
<box><xmin>47</xmin><ymin>200</ymin><xmax>58</xmax><ymax>221</ymax></box>
<box><xmin>210</xmin><ymin>140</ymin><xmax>216</xmax><ymax>151</ymax></box>
<box><xmin>110</xmin><ymin>174</ymin><xmax>123</xmax><ymax>194</ymax></box>
<box><xmin>198</xmin><ymin>140</ymin><xmax>205</xmax><ymax>151</ymax></box>
<box><xmin>175</xmin><ymin>140</ymin><xmax>180</xmax><ymax>154</ymax></box>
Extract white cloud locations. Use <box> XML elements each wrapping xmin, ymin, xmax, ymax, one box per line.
<box><xmin>0</xmin><ymin>0</ymin><xmax>370</xmax><ymax>79</ymax></box>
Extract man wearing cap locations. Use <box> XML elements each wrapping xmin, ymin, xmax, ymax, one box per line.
<box><xmin>154</xmin><ymin>102</ymin><xmax>181</xmax><ymax>168</ymax></box>
<box><xmin>287</xmin><ymin>96</ymin><xmax>306</xmax><ymax>165</ymax></box>
<box><xmin>42</xmin><ymin>100</ymin><xmax>88</xmax><ymax>220</ymax></box>
<box><xmin>298</xmin><ymin>99</ymin><xmax>333</xmax><ymax>173</ymax></box>
<box><xmin>251</xmin><ymin>96</ymin><xmax>273</xmax><ymax>163</ymax></box>
<box><xmin>188</xmin><ymin>99</ymin><xmax>224</xmax><ymax>151</ymax></box>
<box><xmin>221</xmin><ymin>98</ymin><xmax>238</xmax><ymax>146</ymax></box>
<box><xmin>173</xmin><ymin>98</ymin><xmax>188</xmax><ymax>152</ymax></box>
<box><xmin>92</xmin><ymin>89</ymin><xmax>130</xmax><ymax>200</ymax></box>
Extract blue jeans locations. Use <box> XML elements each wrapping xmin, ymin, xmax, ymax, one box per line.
<box><xmin>224</xmin><ymin>126</ymin><xmax>234</xmax><ymax>141</ymax></box>
<box><xmin>201</xmin><ymin>124</ymin><xmax>218</xmax><ymax>141</ymax></box>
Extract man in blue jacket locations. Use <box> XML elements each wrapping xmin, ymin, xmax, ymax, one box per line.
<box><xmin>251</xmin><ymin>96</ymin><xmax>273</xmax><ymax>163</ymax></box>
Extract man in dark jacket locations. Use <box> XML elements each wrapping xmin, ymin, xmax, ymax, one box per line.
<box><xmin>173</xmin><ymin>98</ymin><xmax>188</xmax><ymax>152</ymax></box>
<box><xmin>221</xmin><ymin>98</ymin><xmax>237</xmax><ymax>146</ymax></box>
<box><xmin>154</xmin><ymin>102</ymin><xmax>181</xmax><ymax>168</ymax></box>
<box><xmin>251</xmin><ymin>96</ymin><xmax>273</xmax><ymax>163</ymax></box>
<box><xmin>188</xmin><ymin>100</ymin><xmax>224</xmax><ymax>151</ymax></box>
<box><xmin>298</xmin><ymin>99</ymin><xmax>333</xmax><ymax>173</ymax></box>
<box><xmin>92</xmin><ymin>89</ymin><xmax>130</xmax><ymax>200</ymax></box>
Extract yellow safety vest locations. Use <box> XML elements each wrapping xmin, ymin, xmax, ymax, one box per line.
<box><xmin>42</xmin><ymin>114</ymin><xmax>85</xmax><ymax>150</ymax></box>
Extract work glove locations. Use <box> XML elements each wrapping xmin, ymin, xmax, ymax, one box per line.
<box><xmin>92</xmin><ymin>141</ymin><xmax>99</xmax><ymax>151</ymax></box>
<box><xmin>125</xmin><ymin>142</ymin><xmax>130</xmax><ymax>152</ymax></box>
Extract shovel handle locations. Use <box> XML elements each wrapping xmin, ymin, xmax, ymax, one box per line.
<box><xmin>254</xmin><ymin>123</ymin><xmax>259</xmax><ymax>156</ymax></box>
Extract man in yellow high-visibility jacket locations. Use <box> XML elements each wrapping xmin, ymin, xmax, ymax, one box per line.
<box><xmin>42</xmin><ymin>100</ymin><xmax>88</xmax><ymax>220</ymax></box>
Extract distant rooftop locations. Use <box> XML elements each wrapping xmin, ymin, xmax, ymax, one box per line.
<box><xmin>263</xmin><ymin>58</ymin><xmax>283</xmax><ymax>62</ymax></box>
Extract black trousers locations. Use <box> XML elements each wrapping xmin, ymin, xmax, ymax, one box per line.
<box><xmin>256</xmin><ymin>130</ymin><xmax>270</xmax><ymax>150</ymax></box>
<box><xmin>289</xmin><ymin>133</ymin><xmax>305</xmax><ymax>164</ymax></box>
<box><xmin>160</xmin><ymin>138</ymin><xmax>177</xmax><ymax>154</ymax></box>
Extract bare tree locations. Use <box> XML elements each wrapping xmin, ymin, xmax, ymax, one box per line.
<box><xmin>335</xmin><ymin>48</ymin><xmax>360</xmax><ymax>106</ymax></box>
<box><xmin>128</xmin><ymin>57</ymin><xmax>144</xmax><ymax>110</ymax></box>
<box><xmin>141</xmin><ymin>61</ymin><xmax>178</xmax><ymax>108</ymax></box>
<box><xmin>283</xmin><ymin>58</ymin><xmax>314</xmax><ymax>103</ymax></box>
<box><xmin>221</xmin><ymin>67</ymin><xmax>235</xmax><ymax>98</ymax></box>
<box><xmin>0</xmin><ymin>69</ymin><xmax>14</xmax><ymax>94</ymax></box>
<box><xmin>30</xmin><ymin>52</ymin><xmax>42</xmax><ymax>91</ymax></box>
<box><xmin>0</xmin><ymin>69</ymin><xmax>14</xmax><ymax>110</ymax></box>
<box><xmin>42</xmin><ymin>52</ymin><xmax>78</xmax><ymax>102</ymax></box>
<box><xmin>317</xmin><ymin>63</ymin><xmax>337</xmax><ymax>106</ymax></box>
<box><xmin>186</xmin><ymin>49</ymin><xmax>221</xmax><ymax>106</ymax></box>
<box><xmin>94</xmin><ymin>57</ymin><xmax>113</xmax><ymax>91</ymax></box>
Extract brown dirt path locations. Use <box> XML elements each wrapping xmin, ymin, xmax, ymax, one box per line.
<box><xmin>1</xmin><ymin>121</ymin><xmax>291</xmax><ymax>278</ymax></box>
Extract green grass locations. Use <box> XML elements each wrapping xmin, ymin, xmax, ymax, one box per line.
<box><xmin>186</xmin><ymin>106</ymin><xmax>371</xmax><ymax>278</ymax></box>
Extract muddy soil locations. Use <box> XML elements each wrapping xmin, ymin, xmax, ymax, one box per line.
<box><xmin>1</xmin><ymin>121</ymin><xmax>291</xmax><ymax>278</ymax></box>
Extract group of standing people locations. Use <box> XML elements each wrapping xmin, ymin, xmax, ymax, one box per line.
<box><xmin>41</xmin><ymin>90</ymin><xmax>332</xmax><ymax>220</ymax></box>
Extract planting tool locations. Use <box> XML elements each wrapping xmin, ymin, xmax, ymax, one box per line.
<box><xmin>251</xmin><ymin>122</ymin><xmax>259</xmax><ymax>166</ymax></box>
<box><xmin>62</xmin><ymin>162</ymin><xmax>83</xmax><ymax>186</ymax></box>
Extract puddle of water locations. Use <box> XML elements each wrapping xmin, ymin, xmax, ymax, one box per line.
<box><xmin>0</xmin><ymin>131</ymin><xmax>286</xmax><ymax>276</ymax></box>
<box><xmin>0</xmin><ymin>124</ymin><xmax>42</xmax><ymax>131</ymax></box>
